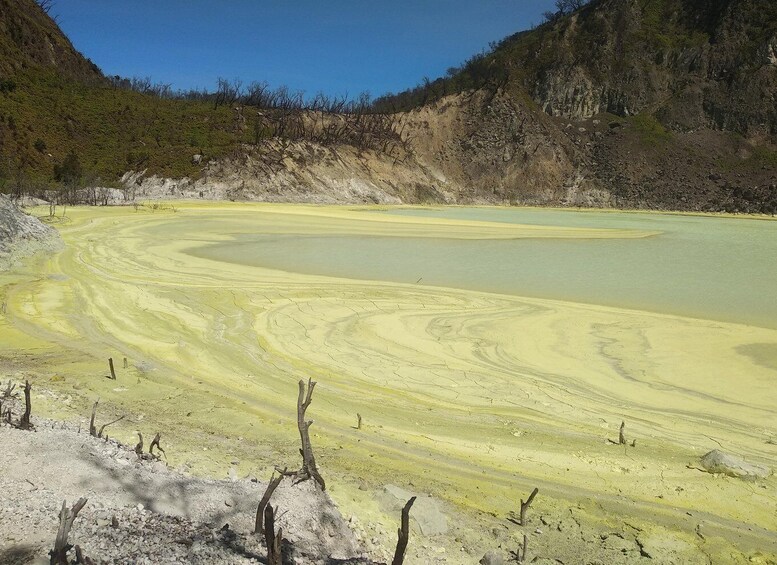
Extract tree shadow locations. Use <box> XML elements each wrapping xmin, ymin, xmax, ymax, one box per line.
<box><xmin>0</xmin><ymin>544</ymin><xmax>40</xmax><ymax>565</ymax></box>
<box><xmin>80</xmin><ymin>450</ymin><xmax>255</xmax><ymax>528</ymax></box>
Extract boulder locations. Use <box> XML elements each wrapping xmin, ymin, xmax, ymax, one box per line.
<box><xmin>380</xmin><ymin>485</ymin><xmax>448</xmax><ymax>536</ymax></box>
<box><xmin>480</xmin><ymin>550</ymin><xmax>504</xmax><ymax>565</ymax></box>
<box><xmin>699</xmin><ymin>450</ymin><xmax>770</xmax><ymax>480</ymax></box>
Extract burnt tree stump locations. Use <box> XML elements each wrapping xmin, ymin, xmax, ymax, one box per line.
<box><xmin>264</xmin><ymin>503</ymin><xmax>283</xmax><ymax>565</ymax></box>
<box><xmin>255</xmin><ymin>471</ymin><xmax>285</xmax><ymax>534</ymax></box>
<box><xmin>391</xmin><ymin>496</ymin><xmax>416</xmax><ymax>565</ymax></box>
<box><xmin>18</xmin><ymin>380</ymin><xmax>31</xmax><ymax>429</ymax></box>
<box><xmin>49</xmin><ymin>498</ymin><xmax>87</xmax><ymax>565</ymax></box>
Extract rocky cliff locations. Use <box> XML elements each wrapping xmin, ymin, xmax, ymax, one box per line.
<box><xmin>521</xmin><ymin>0</ymin><xmax>777</xmax><ymax>137</ymax></box>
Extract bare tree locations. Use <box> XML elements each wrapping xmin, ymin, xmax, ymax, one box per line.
<box><xmin>292</xmin><ymin>378</ymin><xmax>325</xmax><ymax>490</ymax></box>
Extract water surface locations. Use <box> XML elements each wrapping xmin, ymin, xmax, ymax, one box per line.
<box><xmin>189</xmin><ymin>207</ymin><xmax>777</xmax><ymax>329</ymax></box>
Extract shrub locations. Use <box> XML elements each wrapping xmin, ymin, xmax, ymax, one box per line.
<box><xmin>53</xmin><ymin>151</ymin><xmax>82</xmax><ymax>185</ymax></box>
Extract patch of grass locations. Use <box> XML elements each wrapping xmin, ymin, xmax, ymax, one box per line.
<box><xmin>629</xmin><ymin>113</ymin><xmax>673</xmax><ymax>146</ymax></box>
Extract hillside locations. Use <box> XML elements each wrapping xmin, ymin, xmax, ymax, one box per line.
<box><xmin>0</xmin><ymin>0</ymin><xmax>776</xmax><ymax>212</ymax></box>
<box><xmin>0</xmin><ymin>0</ymin><xmax>100</xmax><ymax>81</ymax></box>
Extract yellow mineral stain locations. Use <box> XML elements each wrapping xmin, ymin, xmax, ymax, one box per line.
<box><xmin>1</xmin><ymin>202</ymin><xmax>775</xmax><ymax>562</ymax></box>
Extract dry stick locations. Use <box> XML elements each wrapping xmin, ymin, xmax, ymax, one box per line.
<box><xmin>49</xmin><ymin>497</ymin><xmax>88</xmax><ymax>565</ymax></box>
<box><xmin>519</xmin><ymin>534</ymin><xmax>528</xmax><ymax>563</ymax></box>
<box><xmin>97</xmin><ymin>415</ymin><xmax>125</xmax><ymax>439</ymax></box>
<box><xmin>619</xmin><ymin>421</ymin><xmax>626</xmax><ymax>445</ymax></box>
<box><xmin>391</xmin><ymin>496</ymin><xmax>417</xmax><ymax>565</ymax></box>
<box><xmin>255</xmin><ymin>471</ymin><xmax>285</xmax><ymax>534</ymax></box>
<box><xmin>108</xmin><ymin>358</ymin><xmax>116</xmax><ymax>380</ymax></box>
<box><xmin>149</xmin><ymin>432</ymin><xmax>166</xmax><ymax>458</ymax></box>
<box><xmin>19</xmin><ymin>380</ymin><xmax>31</xmax><ymax>429</ymax></box>
<box><xmin>296</xmin><ymin>378</ymin><xmax>325</xmax><ymax>490</ymax></box>
<box><xmin>135</xmin><ymin>432</ymin><xmax>144</xmax><ymax>455</ymax></box>
<box><xmin>519</xmin><ymin>487</ymin><xmax>539</xmax><ymax>526</ymax></box>
<box><xmin>264</xmin><ymin>503</ymin><xmax>282</xmax><ymax>565</ymax></box>
<box><xmin>2</xmin><ymin>380</ymin><xmax>16</xmax><ymax>398</ymax></box>
<box><xmin>89</xmin><ymin>400</ymin><xmax>99</xmax><ymax>437</ymax></box>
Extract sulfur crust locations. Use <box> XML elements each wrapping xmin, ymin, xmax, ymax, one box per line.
<box><xmin>1</xmin><ymin>202</ymin><xmax>775</xmax><ymax>560</ymax></box>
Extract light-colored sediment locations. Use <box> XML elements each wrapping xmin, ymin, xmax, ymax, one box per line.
<box><xmin>1</xmin><ymin>202</ymin><xmax>775</xmax><ymax>564</ymax></box>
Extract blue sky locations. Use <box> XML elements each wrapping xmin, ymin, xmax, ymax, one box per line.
<box><xmin>53</xmin><ymin>0</ymin><xmax>556</xmax><ymax>98</ymax></box>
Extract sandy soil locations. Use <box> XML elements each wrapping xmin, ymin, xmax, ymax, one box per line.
<box><xmin>1</xmin><ymin>202</ymin><xmax>775</xmax><ymax>564</ymax></box>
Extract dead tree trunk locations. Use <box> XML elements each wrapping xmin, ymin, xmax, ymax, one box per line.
<box><xmin>264</xmin><ymin>503</ymin><xmax>283</xmax><ymax>565</ymax></box>
<box><xmin>89</xmin><ymin>400</ymin><xmax>99</xmax><ymax>437</ymax></box>
<box><xmin>295</xmin><ymin>378</ymin><xmax>325</xmax><ymax>490</ymax></box>
<box><xmin>108</xmin><ymin>358</ymin><xmax>116</xmax><ymax>380</ymax></box>
<box><xmin>519</xmin><ymin>487</ymin><xmax>539</xmax><ymax>526</ymax></box>
<box><xmin>19</xmin><ymin>380</ymin><xmax>31</xmax><ymax>429</ymax></box>
<box><xmin>49</xmin><ymin>498</ymin><xmax>88</xmax><ymax>565</ymax></box>
<box><xmin>391</xmin><ymin>496</ymin><xmax>416</xmax><ymax>565</ymax></box>
<box><xmin>255</xmin><ymin>471</ymin><xmax>285</xmax><ymax>534</ymax></box>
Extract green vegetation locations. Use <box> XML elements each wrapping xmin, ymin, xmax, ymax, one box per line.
<box><xmin>0</xmin><ymin>68</ymin><xmax>245</xmax><ymax>192</ymax></box>
<box><xmin>629</xmin><ymin>113</ymin><xmax>673</xmax><ymax>146</ymax></box>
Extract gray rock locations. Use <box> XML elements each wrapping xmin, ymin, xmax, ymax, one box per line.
<box><xmin>480</xmin><ymin>550</ymin><xmax>504</xmax><ymax>565</ymax></box>
<box><xmin>380</xmin><ymin>485</ymin><xmax>448</xmax><ymax>536</ymax></box>
<box><xmin>699</xmin><ymin>450</ymin><xmax>770</xmax><ymax>480</ymax></box>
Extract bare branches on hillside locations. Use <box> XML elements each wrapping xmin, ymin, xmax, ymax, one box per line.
<box><xmin>89</xmin><ymin>399</ymin><xmax>125</xmax><ymax>439</ymax></box>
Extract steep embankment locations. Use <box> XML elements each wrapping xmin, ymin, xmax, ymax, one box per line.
<box><xmin>0</xmin><ymin>195</ymin><xmax>60</xmax><ymax>270</ymax></box>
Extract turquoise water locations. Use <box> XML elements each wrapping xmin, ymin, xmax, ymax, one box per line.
<box><xmin>189</xmin><ymin>208</ymin><xmax>777</xmax><ymax>329</ymax></box>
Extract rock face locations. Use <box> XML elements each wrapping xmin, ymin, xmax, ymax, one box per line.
<box><xmin>523</xmin><ymin>0</ymin><xmax>777</xmax><ymax>138</ymax></box>
<box><xmin>379</xmin><ymin>485</ymin><xmax>448</xmax><ymax>536</ymax></box>
<box><xmin>699</xmin><ymin>450</ymin><xmax>771</xmax><ymax>480</ymax></box>
<box><xmin>0</xmin><ymin>195</ymin><xmax>61</xmax><ymax>271</ymax></box>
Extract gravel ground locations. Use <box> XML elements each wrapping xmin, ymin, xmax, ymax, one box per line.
<box><xmin>0</xmin><ymin>396</ymin><xmax>377</xmax><ymax>565</ymax></box>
